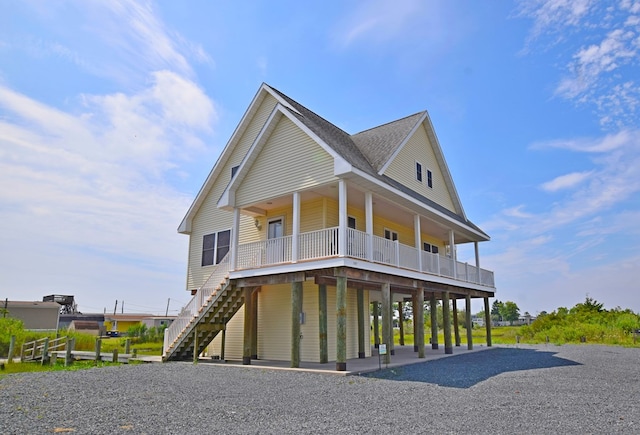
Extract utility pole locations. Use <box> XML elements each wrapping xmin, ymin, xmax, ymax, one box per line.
<box><xmin>165</xmin><ymin>298</ymin><xmax>170</xmax><ymax>317</ymax></box>
<box><xmin>121</xmin><ymin>301</ymin><xmax>124</xmax><ymax>314</ymax></box>
<box><xmin>113</xmin><ymin>300</ymin><xmax>117</xmax><ymax>315</ymax></box>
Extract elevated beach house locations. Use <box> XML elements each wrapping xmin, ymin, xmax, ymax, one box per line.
<box><xmin>162</xmin><ymin>84</ymin><xmax>496</xmax><ymax>370</ymax></box>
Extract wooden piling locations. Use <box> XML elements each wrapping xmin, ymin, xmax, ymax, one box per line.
<box><xmin>452</xmin><ymin>297</ymin><xmax>461</xmax><ymax>347</ymax></box>
<box><xmin>336</xmin><ymin>276</ymin><xmax>347</xmax><ymax>371</ymax></box>
<box><xmin>416</xmin><ymin>289</ymin><xmax>425</xmax><ymax>358</ymax></box>
<box><xmin>443</xmin><ymin>291</ymin><xmax>453</xmax><ymax>354</ymax></box>
<box><xmin>7</xmin><ymin>335</ymin><xmax>15</xmax><ymax>364</ymax></box>
<box><xmin>243</xmin><ymin>287</ymin><xmax>253</xmax><ymax>365</ymax></box>
<box><xmin>41</xmin><ymin>337</ymin><xmax>50</xmax><ymax>366</ymax></box>
<box><xmin>291</xmin><ymin>281</ymin><xmax>302</xmax><ymax>368</ymax></box>
<box><xmin>466</xmin><ymin>294</ymin><xmax>473</xmax><ymax>350</ymax></box>
<box><xmin>372</xmin><ymin>302</ymin><xmax>380</xmax><ymax>349</ymax></box>
<box><xmin>430</xmin><ymin>293</ymin><xmax>438</xmax><ymax>350</ymax></box>
<box><xmin>94</xmin><ymin>338</ymin><xmax>101</xmax><ymax>364</ymax></box>
<box><xmin>381</xmin><ymin>282</ymin><xmax>391</xmax><ymax>365</ymax></box>
<box><xmin>357</xmin><ymin>288</ymin><xmax>365</xmax><ymax>358</ymax></box>
<box><xmin>318</xmin><ymin>284</ymin><xmax>328</xmax><ymax>364</ymax></box>
<box><xmin>484</xmin><ymin>297</ymin><xmax>492</xmax><ymax>347</ymax></box>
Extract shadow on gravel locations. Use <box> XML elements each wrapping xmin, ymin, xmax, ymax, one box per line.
<box><xmin>362</xmin><ymin>347</ymin><xmax>581</xmax><ymax>388</ymax></box>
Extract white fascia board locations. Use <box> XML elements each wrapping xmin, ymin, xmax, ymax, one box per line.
<box><xmin>377</xmin><ymin>112</ymin><xmax>428</xmax><ymax>176</ymax></box>
<box><xmin>421</xmin><ymin>113</ymin><xmax>467</xmax><ymax>220</ymax></box>
<box><xmin>350</xmin><ymin>166</ymin><xmax>490</xmax><ymax>241</ymax></box>
<box><xmin>178</xmin><ymin>84</ymin><xmax>270</xmax><ymax>234</ymax></box>
<box><xmin>217</xmin><ymin>105</ymin><xmax>285</xmax><ymax>209</ymax></box>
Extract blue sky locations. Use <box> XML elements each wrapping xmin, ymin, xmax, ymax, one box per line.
<box><xmin>1</xmin><ymin>0</ymin><xmax>639</xmax><ymax>316</ymax></box>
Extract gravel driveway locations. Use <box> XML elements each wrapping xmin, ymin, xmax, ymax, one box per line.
<box><xmin>1</xmin><ymin>344</ymin><xmax>638</xmax><ymax>434</ymax></box>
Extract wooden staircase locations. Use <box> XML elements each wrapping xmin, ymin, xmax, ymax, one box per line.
<box><xmin>163</xmin><ymin>256</ymin><xmax>244</xmax><ymax>361</ymax></box>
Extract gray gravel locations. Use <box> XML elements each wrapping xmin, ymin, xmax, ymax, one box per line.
<box><xmin>1</xmin><ymin>344</ymin><xmax>639</xmax><ymax>434</ymax></box>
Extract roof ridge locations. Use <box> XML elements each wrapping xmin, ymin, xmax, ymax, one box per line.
<box><xmin>265</xmin><ymin>84</ymin><xmax>352</xmax><ymax>136</ymax></box>
<box><xmin>352</xmin><ymin>111</ymin><xmax>426</xmax><ymax>136</ymax></box>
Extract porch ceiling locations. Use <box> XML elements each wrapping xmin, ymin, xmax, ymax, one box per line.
<box><xmin>239</xmin><ymin>180</ymin><xmax>480</xmax><ymax>244</ymax></box>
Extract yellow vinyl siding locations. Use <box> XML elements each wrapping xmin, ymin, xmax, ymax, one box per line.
<box><xmin>235</xmin><ymin>117</ymin><xmax>336</xmax><ymax>207</ymax></box>
<box><xmin>256</xmin><ymin>282</ymin><xmax>369</xmax><ymax>362</ymax></box>
<box><xmin>207</xmin><ymin>307</ymin><xmax>245</xmax><ymax>360</ymax></box>
<box><xmin>257</xmin><ymin>284</ymin><xmax>291</xmax><ymax>360</ymax></box>
<box><xmin>186</xmin><ymin>94</ymin><xmax>278</xmax><ymax>290</ymax></box>
<box><xmin>383</xmin><ymin>124</ymin><xmax>456</xmax><ymax>212</ymax></box>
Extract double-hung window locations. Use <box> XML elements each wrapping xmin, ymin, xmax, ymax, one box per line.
<box><xmin>201</xmin><ymin>229</ymin><xmax>231</xmax><ymax>266</ymax></box>
<box><xmin>416</xmin><ymin>162</ymin><xmax>423</xmax><ymax>182</ymax></box>
<box><xmin>427</xmin><ymin>169</ymin><xmax>433</xmax><ymax>188</ymax></box>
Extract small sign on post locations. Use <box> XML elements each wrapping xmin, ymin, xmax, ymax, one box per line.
<box><xmin>378</xmin><ymin>343</ymin><xmax>387</xmax><ymax>370</ymax></box>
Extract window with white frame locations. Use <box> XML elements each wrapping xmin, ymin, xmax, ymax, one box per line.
<box><xmin>416</xmin><ymin>162</ymin><xmax>423</xmax><ymax>182</ymax></box>
<box><xmin>423</xmin><ymin>242</ymin><xmax>439</xmax><ymax>254</ymax></box>
<box><xmin>384</xmin><ymin>229</ymin><xmax>398</xmax><ymax>241</ymax></box>
<box><xmin>201</xmin><ymin>229</ymin><xmax>231</xmax><ymax>266</ymax></box>
<box><xmin>427</xmin><ymin>169</ymin><xmax>433</xmax><ymax>188</ymax></box>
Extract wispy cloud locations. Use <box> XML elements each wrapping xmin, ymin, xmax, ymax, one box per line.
<box><xmin>530</xmin><ymin>129</ymin><xmax>635</xmax><ymax>152</ymax></box>
<box><xmin>0</xmin><ymin>70</ymin><xmax>216</xmax><ymax>309</ymax></box>
<box><xmin>519</xmin><ymin>0</ymin><xmax>640</xmax><ymax>128</ymax></box>
<box><xmin>20</xmin><ymin>0</ymin><xmax>213</xmax><ymax>85</ymax></box>
<box><xmin>540</xmin><ymin>171</ymin><xmax>593</xmax><ymax>192</ymax></box>
<box><xmin>332</xmin><ymin>0</ymin><xmax>442</xmax><ymax>48</ymax></box>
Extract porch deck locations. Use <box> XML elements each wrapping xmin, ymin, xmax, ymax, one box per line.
<box><xmin>233</xmin><ymin>227</ymin><xmax>494</xmax><ymax>288</ymax></box>
<box><xmin>192</xmin><ymin>344</ymin><xmax>494</xmax><ymax>376</ymax></box>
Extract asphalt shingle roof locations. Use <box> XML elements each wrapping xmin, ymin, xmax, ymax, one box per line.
<box><xmin>266</xmin><ymin>84</ymin><xmax>488</xmax><ymax>238</ymax></box>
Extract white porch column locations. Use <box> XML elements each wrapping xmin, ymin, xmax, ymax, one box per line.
<box><xmin>449</xmin><ymin>229</ymin><xmax>457</xmax><ymax>278</ymax></box>
<box><xmin>292</xmin><ymin>191</ymin><xmax>300</xmax><ymax>262</ymax></box>
<box><xmin>474</xmin><ymin>241</ymin><xmax>481</xmax><ymax>283</ymax></box>
<box><xmin>414</xmin><ymin>214</ymin><xmax>422</xmax><ymax>271</ymax></box>
<box><xmin>338</xmin><ymin>179</ymin><xmax>347</xmax><ymax>257</ymax></box>
<box><xmin>230</xmin><ymin>207</ymin><xmax>240</xmax><ymax>271</ymax></box>
<box><xmin>365</xmin><ymin>192</ymin><xmax>373</xmax><ymax>261</ymax></box>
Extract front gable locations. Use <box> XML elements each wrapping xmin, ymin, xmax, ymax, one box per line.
<box><xmin>233</xmin><ymin>114</ymin><xmax>337</xmax><ymax>208</ymax></box>
<box><xmin>379</xmin><ymin>115</ymin><xmax>465</xmax><ymax>217</ymax></box>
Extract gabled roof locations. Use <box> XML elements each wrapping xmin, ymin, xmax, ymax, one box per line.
<box><xmin>180</xmin><ymin>83</ymin><xmax>488</xmax><ymax>240</ymax></box>
<box><xmin>352</xmin><ymin>112</ymin><xmax>426</xmax><ymax>172</ymax></box>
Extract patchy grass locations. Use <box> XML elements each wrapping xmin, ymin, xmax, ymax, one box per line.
<box><xmin>0</xmin><ymin>360</ymin><xmax>120</xmax><ymax>378</ymax></box>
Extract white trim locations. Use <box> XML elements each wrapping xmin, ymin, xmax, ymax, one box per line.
<box><xmin>349</xmin><ymin>166</ymin><xmax>490</xmax><ymax>240</ymax></box>
<box><xmin>378</xmin><ymin>112</ymin><xmax>428</xmax><ymax>175</ymax></box>
<box><xmin>217</xmin><ymin>103</ymin><xmax>349</xmax><ymax>210</ymax></box>
<box><xmin>178</xmin><ymin>84</ymin><xmax>272</xmax><ymax>233</ymax></box>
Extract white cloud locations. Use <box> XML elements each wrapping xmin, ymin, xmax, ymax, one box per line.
<box><xmin>518</xmin><ymin>0</ymin><xmax>595</xmax><ymax>39</ymax></box>
<box><xmin>503</xmin><ymin>205</ymin><xmax>535</xmax><ymax>219</ymax></box>
<box><xmin>556</xmin><ymin>28</ymin><xmax>638</xmax><ymax>99</ymax></box>
<box><xmin>18</xmin><ymin>0</ymin><xmax>213</xmax><ymax>85</ymax></box>
<box><xmin>530</xmin><ymin>129</ymin><xmax>636</xmax><ymax>152</ymax></box>
<box><xmin>0</xmin><ymin>75</ymin><xmax>216</xmax><ymax>310</ymax></box>
<box><xmin>541</xmin><ymin>171</ymin><xmax>593</xmax><ymax>191</ymax></box>
<box><xmin>333</xmin><ymin>0</ymin><xmax>440</xmax><ymax>48</ymax></box>
<box><xmin>519</xmin><ymin>1</ymin><xmax>640</xmax><ymax>127</ymax></box>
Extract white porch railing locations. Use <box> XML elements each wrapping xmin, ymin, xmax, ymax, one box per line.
<box><xmin>164</xmin><ymin>255</ymin><xmax>230</xmax><ymax>353</ymax></box>
<box><xmin>232</xmin><ymin>228</ymin><xmax>495</xmax><ymax>288</ymax></box>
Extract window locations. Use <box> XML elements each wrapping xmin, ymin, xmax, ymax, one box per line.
<box><xmin>384</xmin><ymin>229</ymin><xmax>398</xmax><ymax>241</ymax></box>
<box><xmin>416</xmin><ymin>162</ymin><xmax>423</xmax><ymax>182</ymax></box>
<box><xmin>347</xmin><ymin>216</ymin><xmax>356</xmax><ymax>229</ymax></box>
<box><xmin>427</xmin><ymin>169</ymin><xmax>433</xmax><ymax>188</ymax></box>
<box><xmin>202</xmin><ymin>234</ymin><xmax>215</xmax><ymax>266</ymax></box>
<box><xmin>231</xmin><ymin>165</ymin><xmax>239</xmax><ymax>178</ymax></box>
<box><xmin>423</xmin><ymin>242</ymin><xmax>439</xmax><ymax>254</ymax></box>
<box><xmin>202</xmin><ymin>229</ymin><xmax>231</xmax><ymax>266</ymax></box>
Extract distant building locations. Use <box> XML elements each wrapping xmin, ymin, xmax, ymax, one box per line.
<box><xmin>68</xmin><ymin>320</ymin><xmax>102</xmax><ymax>336</ymax></box>
<box><xmin>2</xmin><ymin>300</ymin><xmax>60</xmax><ymax>330</ymax></box>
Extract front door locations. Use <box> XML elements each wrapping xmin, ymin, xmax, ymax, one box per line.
<box><xmin>266</xmin><ymin>218</ymin><xmax>284</xmax><ymax>264</ymax></box>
